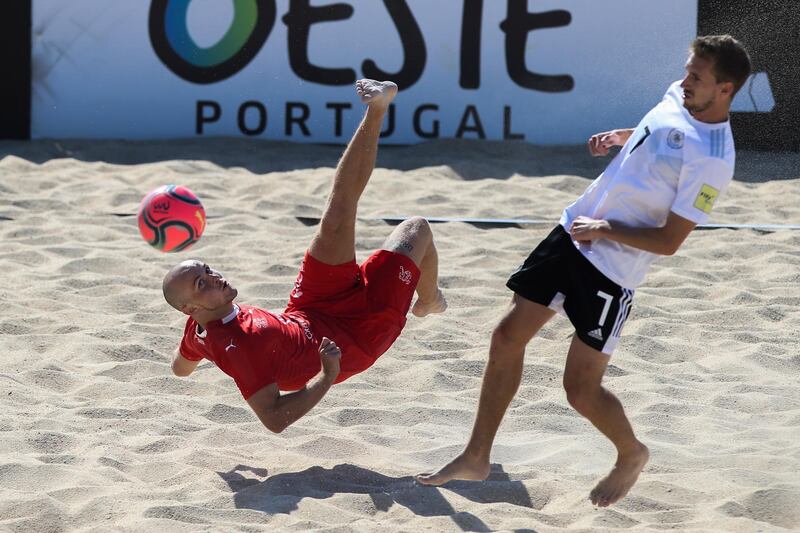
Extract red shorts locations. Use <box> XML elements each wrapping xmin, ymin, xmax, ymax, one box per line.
<box><xmin>284</xmin><ymin>249</ymin><xmax>420</xmax><ymax>373</ymax></box>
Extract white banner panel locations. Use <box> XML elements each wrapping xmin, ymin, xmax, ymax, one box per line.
<box><xmin>32</xmin><ymin>0</ymin><xmax>699</xmax><ymax>144</ymax></box>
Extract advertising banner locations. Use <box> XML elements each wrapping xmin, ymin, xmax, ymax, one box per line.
<box><xmin>32</xmin><ymin>0</ymin><xmax>701</xmax><ymax>144</ymax></box>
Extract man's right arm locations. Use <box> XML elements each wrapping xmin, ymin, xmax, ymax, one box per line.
<box><xmin>588</xmin><ymin>129</ymin><xmax>634</xmax><ymax>156</ymax></box>
<box><xmin>246</xmin><ymin>337</ymin><xmax>341</xmax><ymax>434</ymax></box>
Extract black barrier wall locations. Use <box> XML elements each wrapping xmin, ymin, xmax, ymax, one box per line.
<box><xmin>0</xmin><ymin>1</ymin><xmax>31</xmax><ymax>139</ymax></box>
<box><xmin>699</xmin><ymin>0</ymin><xmax>800</xmax><ymax>151</ymax></box>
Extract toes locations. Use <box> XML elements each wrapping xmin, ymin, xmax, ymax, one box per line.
<box><xmin>414</xmin><ymin>473</ymin><xmax>445</xmax><ymax>486</ymax></box>
<box><xmin>590</xmin><ymin>486</ymin><xmax>622</xmax><ymax>507</ymax></box>
<box><xmin>590</xmin><ymin>486</ymin><xmax>607</xmax><ymax>506</ymax></box>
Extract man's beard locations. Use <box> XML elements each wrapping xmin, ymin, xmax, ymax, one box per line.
<box><xmin>684</xmin><ymin>94</ymin><xmax>715</xmax><ymax>115</ymax></box>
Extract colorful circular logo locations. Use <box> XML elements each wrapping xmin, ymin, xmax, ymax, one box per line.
<box><xmin>149</xmin><ymin>0</ymin><xmax>275</xmax><ymax>84</ymax></box>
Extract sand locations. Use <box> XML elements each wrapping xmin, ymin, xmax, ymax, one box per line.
<box><xmin>1</xmin><ymin>138</ymin><xmax>799</xmax><ymax>532</ymax></box>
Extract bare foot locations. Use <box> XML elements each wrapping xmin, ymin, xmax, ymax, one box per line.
<box><xmin>589</xmin><ymin>442</ymin><xmax>649</xmax><ymax>507</ymax></box>
<box><xmin>356</xmin><ymin>79</ymin><xmax>397</xmax><ymax>109</ymax></box>
<box><xmin>414</xmin><ymin>453</ymin><xmax>490</xmax><ymax>486</ymax></box>
<box><xmin>412</xmin><ymin>288</ymin><xmax>447</xmax><ymax>317</ymax></box>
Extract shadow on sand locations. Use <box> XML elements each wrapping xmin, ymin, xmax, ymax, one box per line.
<box><xmin>217</xmin><ymin>462</ymin><xmax>542</xmax><ymax>533</ymax></box>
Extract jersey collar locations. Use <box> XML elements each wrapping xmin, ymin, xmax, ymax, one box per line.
<box><xmin>204</xmin><ymin>303</ymin><xmax>241</xmax><ymax>331</ymax></box>
<box><xmin>221</xmin><ymin>304</ymin><xmax>240</xmax><ymax>324</ymax></box>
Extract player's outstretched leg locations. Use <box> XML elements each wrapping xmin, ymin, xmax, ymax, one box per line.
<box><xmin>415</xmin><ymin>297</ymin><xmax>554</xmax><ymax>485</ymax></box>
<box><xmin>382</xmin><ymin>216</ymin><xmax>447</xmax><ymax>317</ymax></box>
<box><xmin>310</xmin><ymin>80</ymin><xmax>398</xmax><ymax>265</ymax></box>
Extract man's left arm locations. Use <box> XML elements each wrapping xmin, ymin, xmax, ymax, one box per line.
<box><xmin>172</xmin><ymin>348</ymin><xmax>201</xmax><ymax>376</ymax></box>
<box><xmin>569</xmin><ymin>211</ymin><xmax>697</xmax><ymax>256</ymax></box>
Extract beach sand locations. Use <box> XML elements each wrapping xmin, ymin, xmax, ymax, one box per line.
<box><xmin>1</xmin><ymin>138</ymin><xmax>799</xmax><ymax>532</ymax></box>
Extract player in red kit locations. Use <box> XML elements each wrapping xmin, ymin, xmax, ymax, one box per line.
<box><xmin>162</xmin><ymin>80</ymin><xmax>447</xmax><ymax>433</ymax></box>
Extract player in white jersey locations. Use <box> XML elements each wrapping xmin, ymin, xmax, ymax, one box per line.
<box><xmin>417</xmin><ymin>35</ymin><xmax>751</xmax><ymax>507</ymax></box>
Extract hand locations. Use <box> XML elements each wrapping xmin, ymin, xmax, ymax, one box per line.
<box><xmin>569</xmin><ymin>216</ymin><xmax>610</xmax><ymax>244</ymax></box>
<box><xmin>588</xmin><ymin>130</ymin><xmax>625</xmax><ymax>157</ymax></box>
<box><xmin>318</xmin><ymin>337</ymin><xmax>341</xmax><ymax>380</ymax></box>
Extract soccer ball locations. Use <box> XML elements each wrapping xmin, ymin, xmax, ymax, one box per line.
<box><xmin>137</xmin><ymin>185</ymin><xmax>206</xmax><ymax>252</ymax></box>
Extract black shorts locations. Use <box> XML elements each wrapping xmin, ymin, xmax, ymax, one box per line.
<box><xmin>506</xmin><ymin>225</ymin><xmax>634</xmax><ymax>355</ymax></box>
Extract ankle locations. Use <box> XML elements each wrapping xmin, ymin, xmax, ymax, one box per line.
<box><xmin>616</xmin><ymin>441</ymin><xmax>649</xmax><ymax>460</ymax></box>
<box><xmin>365</xmin><ymin>105</ymin><xmax>389</xmax><ymax>119</ymax></box>
<box><xmin>416</xmin><ymin>294</ymin><xmax>436</xmax><ymax>305</ymax></box>
<box><xmin>462</xmin><ymin>445</ymin><xmax>490</xmax><ymax>463</ymax></box>
<box><xmin>415</xmin><ymin>288</ymin><xmax>439</xmax><ymax>304</ymax></box>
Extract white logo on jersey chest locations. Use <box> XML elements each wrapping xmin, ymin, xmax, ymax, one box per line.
<box><xmin>667</xmin><ymin>128</ymin><xmax>684</xmax><ymax>149</ymax></box>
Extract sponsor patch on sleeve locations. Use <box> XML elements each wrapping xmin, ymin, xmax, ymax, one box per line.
<box><xmin>693</xmin><ymin>184</ymin><xmax>720</xmax><ymax>214</ymax></box>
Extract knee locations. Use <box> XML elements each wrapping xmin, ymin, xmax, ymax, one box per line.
<box><xmin>402</xmin><ymin>216</ymin><xmax>432</xmax><ymax>240</ymax></box>
<box><xmin>489</xmin><ymin>322</ymin><xmax>527</xmax><ymax>359</ymax></box>
<box><xmin>406</xmin><ymin>216</ymin><xmax>429</xmax><ymax>226</ymax></box>
<box><xmin>563</xmin><ymin>377</ymin><xmax>599</xmax><ymax>414</ymax></box>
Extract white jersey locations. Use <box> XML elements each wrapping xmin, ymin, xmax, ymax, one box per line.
<box><xmin>560</xmin><ymin>80</ymin><xmax>735</xmax><ymax>289</ymax></box>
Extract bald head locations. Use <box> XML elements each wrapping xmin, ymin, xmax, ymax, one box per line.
<box><xmin>162</xmin><ymin>259</ymin><xmax>202</xmax><ymax>311</ymax></box>
<box><xmin>162</xmin><ymin>260</ymin><xmax>238</xmax><ymax>319</ymax></box>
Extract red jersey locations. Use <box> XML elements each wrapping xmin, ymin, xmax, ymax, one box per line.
<box><xmin>181</xmin><ymin>304</ymin><xmax>323</xmax><ymax>397</ymax></box>
<box><xmin>179</xmin><ymin>250</ymin><xmax>420</xmax><ymax>399</ymax></box>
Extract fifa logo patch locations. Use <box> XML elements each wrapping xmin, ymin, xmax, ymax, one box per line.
<box><xmin>399</xmin><ymin>266</ymin><xmax>412</xmax><ymax>285</ymax></box>
<box><xmin>694</xmin><ymin>184</ymin><xmax>719</xmax><ymax>214</ymax></box>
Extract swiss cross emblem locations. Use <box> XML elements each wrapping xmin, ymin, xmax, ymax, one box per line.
<box><xmin>399</xmin><ymin>266</ymin><xmax>412</xmax><ymax>285</ymax></box>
